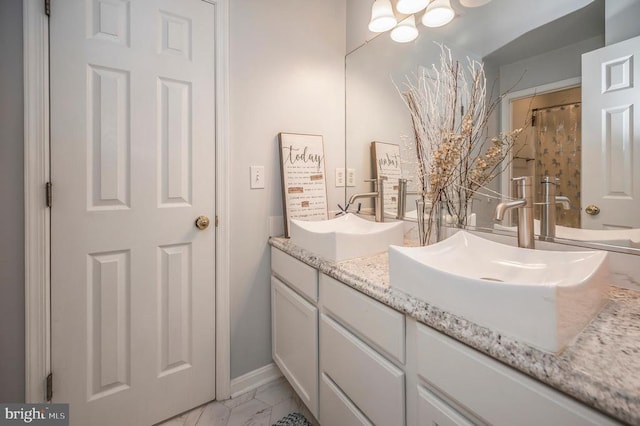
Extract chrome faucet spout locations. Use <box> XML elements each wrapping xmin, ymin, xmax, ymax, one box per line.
<box><xmin>556</xmin><ymin>195</ymin><xmax>571</xmax><ymax>210</ymax></box>
<box><xmin>495</xmin><ymin>199</ymin><xmax>526</xmax><ymax>221</ymax></box>
<box><xmin>347</xmin><ymin>177</ymin><xmax>386</xmax><ymax>222</ymax></box>
<box><xmin>348</xmin><ymin>192</ymin><xmax>378</xmax><ymax>205</ymax></box>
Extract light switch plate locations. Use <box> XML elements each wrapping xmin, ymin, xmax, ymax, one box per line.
<box><xmin>335</xmin><ymin>168</ymin><xmax>346</xmax><ymax>187</ymax></box>
<box><xmin>250</xmin><ymin>166</ymin><xmax>265</xmax><ymax>189</ymax></box>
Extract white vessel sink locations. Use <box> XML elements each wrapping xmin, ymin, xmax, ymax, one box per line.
<box><xmin>289</xmin><ymin>213</ymin><xmax>404</xmax><ymax>261</ymax></box>
<box><xmin>494</xmin><ymin>221</ymin><xmax>640</xmax><ymax>248</ymax></box>
<box><xmin>388</xmin><ymin>231</ymin><xmax>609</xmax><ymax>352</ymax></box>
<box><xmin>557</xmin><ymin>226</ymin><xmax>640</xmax><ymax>248</ymax></box>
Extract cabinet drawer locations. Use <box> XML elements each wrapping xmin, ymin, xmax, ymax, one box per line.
<box><xmin>321</xmin><ymin>274</ymin><xmax>405</xmax><ymax>364</ymax></box>
<box><xmin>271</xmin><ymin>247</ymin><xmax>318</xmax><ymax>302</ymax></box>
<box><xmin>416</xmin><ymin>324</ymin><xmax>621</xmax><ymax>426</ymax></box>
<box><xmin>320</xmin><ymin>373</ymin><xmax>372</xmax><ymax>426</ymax></box>
<box><xmin>271</xmin><ymin>277</ymin><xmax>318</xmax><ymax>417</ymax></box>
<box><xmin>417</xmin><ymin>386</ymin><xmax>474</xmax><ymax>426</ymax></box>
<box><xmin>320</xmin><ymin>314</ymin><xmax>405</xmax><ymax>426</ymax></box>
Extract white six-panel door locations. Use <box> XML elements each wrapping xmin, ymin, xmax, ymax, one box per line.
<box><xmin>50</xmin><ymin>1</ymin><xmax>216</xmax><ymax>424</ymax></box>
<box><xmin>582</xmin><ymin>35</ymin><xmax>640</xmax><ymax>229</ymax></box>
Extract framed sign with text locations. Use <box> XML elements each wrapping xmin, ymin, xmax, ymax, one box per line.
<box><xmin>371</xmin><ymin>141</ymin><xmax>402</xmax><ymax>215</ymax></box>
<box><xmin>279</xmin><ymin>133</ymin><xmax>329</xmax><ymax>237</ymax></box>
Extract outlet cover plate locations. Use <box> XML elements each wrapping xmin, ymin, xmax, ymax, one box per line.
<box><xmin>335</xmin><ymin>168</ymin><xmax>346</xmax><ymax>187</ymax></box>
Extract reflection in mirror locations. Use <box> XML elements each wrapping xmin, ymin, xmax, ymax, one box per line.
<box><xmin>370</xmin><ymin>141</ymin><xmax>403</xmax><ymax>216</ymax></box>
<box><xmin>345</xmin><ymin>0</ymin><xmax>640</xmax><ymax>253</ymax></box>
<box><xmin>506</xmin><ymin>86</ymin><xmax>582</xmax><ymax>228</ymax></box>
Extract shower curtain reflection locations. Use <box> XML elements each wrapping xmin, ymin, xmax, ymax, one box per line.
<box><xmin>534</xmin><ymin>103</ymin><xmax>581</xmax><ymax>228</ymax></box>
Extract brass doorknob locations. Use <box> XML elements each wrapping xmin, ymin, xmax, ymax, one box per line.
<box><xmin>195</xmin><ymin>215</ymin><xmax>210</xmax><ymax>230</ymax></box>
<box><xmin>585</xmin><ymin>205</ymin><xmax>600</xmax><ymax>216</ymax></box>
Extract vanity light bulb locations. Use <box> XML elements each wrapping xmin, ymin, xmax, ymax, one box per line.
<box><xmin>396</xmin><ymin>0</ymin><xmax>429</xmax><ymax>15</ymax></box>
<box><xmin>368</xmin><ymin>0</ymin><xmax>397</xmax><ymax>33</ymax></box>
<box><xmin>422</xmin><ymin>0</ymin><xmax>455</xmax><ymax>28</ymax></box>
<box><xmin>391</xmin><ymin>15</ymin><xmax>419</xmax><ymax>43</ymax></box>
<box><xmin>459</xmin><ymin>0</ymin><xmax>492</xmax><ymax>7</ymax></box>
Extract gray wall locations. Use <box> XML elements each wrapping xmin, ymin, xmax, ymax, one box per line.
<box><xmin>229</xmin><ymin>0</ymin><xmax>346</xmax><ymax>379</ymax></box>
<box><xmin>497</xmin><ymin>35</ymin><xmax>604</xmax><ymax>95</ymax></box>
<box><xmin>605</xmin><ymin>0</ymin><xmax>640</xmax><ymax>45</ymax></box>
<box><xmin>0</xmin><ymin>0</ymin><xmax>25</xmax><ymax>403</ymax></box>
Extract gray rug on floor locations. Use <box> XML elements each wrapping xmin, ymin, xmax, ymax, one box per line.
<box><xmin>272</xmin><ymin>412</ymin><xmax>312</xmax><ymax>426</ymax></box>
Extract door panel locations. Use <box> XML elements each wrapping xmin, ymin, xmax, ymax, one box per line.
<box><xmin>582</xmin><ymin>35</ymin><xmax>640</xmax><ymax>229</ymax></box>
<box><xmin>50</xmin><ymin>1</ymin><xmax>216</xmax><ymax>425</ymax></box>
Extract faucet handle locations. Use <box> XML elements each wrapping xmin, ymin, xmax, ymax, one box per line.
<box><xmin>511</xmin><ymin>176</ymin><xmax>533</xmax><ymax>199</ymax></box>
<box><xmin>511</xmin><ymin>176</ymin><xmax>532</xmax><ymax>183</ymax></box>
<box><xmin>365</xmin><ymin>177</ymin><xmax>386</xmax><ymax>190</ymax></box>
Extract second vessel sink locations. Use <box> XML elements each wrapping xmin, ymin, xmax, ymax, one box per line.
<box><xmin>289</xmin><ymin>213</ymin><xmax>404</xmax><ymax>261</ymax></box>
<box><xmin>494</xmin><ymin>220</ymin><xmax>640</xmax><ymax>248</ymax></box>
<box><xmin>389</xmin><ymin>231</ymin><xmax>609</xmax><ymax>352</ymax></box>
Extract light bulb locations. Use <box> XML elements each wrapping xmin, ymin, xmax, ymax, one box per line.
<box><xmin>391</xmin><ymin>15</ymin><xmax>419</xmax><ymax>43</ymax></box>
<box><xmin>460</xmin><ymin>0</ymin><xmax>492</xmax><ymax>7</ymax></box>
<box><xmin>368</xmin><ymin>0</ymin><xmax>397</xmax><ymax>33</ymax></box>
<box><xmin>396</xmin><ymin>0</ymin><xmax>429</xmax><ymax>15</ymax></box>
<box><xmin>422</xmin><ymin>0</ymin><xmax>455</xmax><ymax>28</ymax></box>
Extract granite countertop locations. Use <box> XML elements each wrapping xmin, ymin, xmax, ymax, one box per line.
<box><xmin>269</xmin><ymin>237</ymin><xmax>640</xmax><ymax>425</ymax></box>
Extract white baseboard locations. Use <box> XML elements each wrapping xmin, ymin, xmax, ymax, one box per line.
<box><xmin>229</xmin><ymin>363</ymin><xmax>283</xmax><ymax>399</ymax></box>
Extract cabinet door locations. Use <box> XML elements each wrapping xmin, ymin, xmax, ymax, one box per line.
<box><xmin>320</xmin><ymin>373</ymin><xmax>373</xmax><ymax>426</ymax></box>
<box><xmin>417</xmin><ymin>386</ymin><xmax>475</xmax><ymax>426</ymax></box>
<box><xmin>272</xmin><ymin>276</ymin><xmax>318</xmax><ymax>417</ymax></box>
<box><xmin>416</xmin><ymin>324</ymin><xmax>621</xmax><ymax>426</ymax></box>
<box><xmin>321</xmin><ymin>314</ymin><xmax>405</xmax><ymax>426</ymax></box>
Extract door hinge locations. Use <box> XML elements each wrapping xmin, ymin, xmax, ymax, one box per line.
<box><xmin>46</xmin><ymin>182</ymin><xmax>52</xmax><ymax>208</ymax></box>
<box><xmin>46</xmin><ymin>373</ymin><xmax>53</xmax><ymax>401</ymax></box>
<box><xmin>215</xmin><ymin>215</ymin><xmax>219</xmax><ymax>227</ymax></box>
<box><xmin>44</xmin><ymin>0</ymin><xmax>50</xmax><ymax>16</ymax></box>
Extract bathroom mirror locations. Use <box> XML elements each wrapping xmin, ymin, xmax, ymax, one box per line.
<box><xmin>345</xmin><ymin>0</ymin><xmax>640</xmax><ymax>253</ymax></box>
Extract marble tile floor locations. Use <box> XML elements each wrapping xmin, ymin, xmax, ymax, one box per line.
<box><xmin>157</xmin><ymin>377</ymin><xmax>319</xmax><ymax>426</ymax></box>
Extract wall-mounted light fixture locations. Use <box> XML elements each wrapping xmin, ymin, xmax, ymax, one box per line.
<box><xmin>368</xmin><ymin>0</ymin><xmax>397</xmax><ymax>32</ymax></box>
<box><xmin>391</xmin><ymin>15</ymin><xmax>419</xmax><ymax>43</ymax></box>
<box><xmin>459</xmin><ymin>0</ymin><xmax>492</xmax><ymax>7</ymax></box>
<box><xmin>396</xmin><ymin>0</ymin><xmax>429</xmax><ymax>15</ymax></box>
<box><xmin>422</xmin><ymin>0</ymin><xmax>455</xmax><ymax>28</ymax></box>
<box><xmin>369</xmin><ymin>0</ymin><xmax>491</xmax><ymax>43</ymax></box>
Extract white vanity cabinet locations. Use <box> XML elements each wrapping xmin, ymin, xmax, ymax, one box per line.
<box><xmin>413</xmin><ymin>323</ymin><xmax>622</xmax><ymax>426</ymax></box>
<box><xmin>271</xmin><ymin>248</ymin><xmax>406</xmax><ymax>425</ymax></box>
<box><xmin>319</xmin><ymin>274</ymin><xmax>406</xmax><ymax>426</ymax></box>
<box><xmin>270</xmin><ymin>246</ymin><xmax>623</xmax><ymax>426</ymax></box>
<box><xmin>271</xmin><ymin>248</ymin><xmax>319</xmax><ymax>418</ymax></box>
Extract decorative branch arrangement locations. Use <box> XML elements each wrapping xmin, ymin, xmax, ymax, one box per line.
<box><xmin>400</xmin><ymin>44</ymin><xmax>523</xmax><ymax>245</ymax></box>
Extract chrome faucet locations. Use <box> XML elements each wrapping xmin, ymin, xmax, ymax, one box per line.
<box><xmin>539</xmin><ymin>176</ymin><xmax>571</xmax><ymax>241</ymax></box>
<box><xmin>348</xmin><ymin>177</ymin><xmax>385</xmax><ymax>222</ymax></box>
<box><xmin>396</xmin><ymin>178</ymin><xmax>418</xmax><ymax>220</ymax></box>
<box><xmin>495</xmin><ymin>176</ymin><xmax>535</xmax><ymax>249</ymax></box>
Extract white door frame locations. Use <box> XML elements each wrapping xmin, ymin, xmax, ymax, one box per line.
<box><xmin>23</xmin><ymin>0</ymin><xmax>231</xmax><ymax>403</ymax></box>
<box><xmin>499</xmin><ymin>77</ymin><xmax>582</xmax><ymax>202</ymax></box>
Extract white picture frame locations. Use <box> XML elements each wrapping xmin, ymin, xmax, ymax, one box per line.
<box><xmin>371</xmin><ymin>141</ymin><xmax>402</xmax><ymax>215</ymax></box>
<box><xmin>279</xmin><ymin>133</ymin><xmax>329</xmax><ymax>237</ymax></box>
